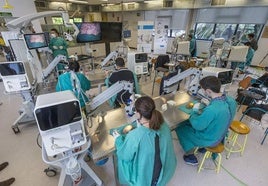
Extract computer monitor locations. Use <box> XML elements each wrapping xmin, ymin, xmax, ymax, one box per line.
<box><xmin>228</xmin><ymin>46</ymin><xmax>249</xmax><ymax>62</ymax></box>
<box><xmin>24</xmin><ymin>33</ymin><xmax>48</xmax><ymax>50</ymax></box>
<box><xmin>75</xmin><ymin>22</ymin><xmax>101</xmax><ymax>43</ymax></box>
<box><xmin>0</xmin><ymin>61</ymin><xmax>31</xmax><ymax>92</ymax></box>
<box><xmin>177</xmin><ymin>41</ymin><xmax>190</xmax><ymax>55</ymax></box>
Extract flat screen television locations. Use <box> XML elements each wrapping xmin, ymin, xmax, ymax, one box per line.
<box><xmin>101</xmin><ymin>22</ymin><xmax>122</xmax><ymax>42</ymax></box>
<box><xmin>75</xmin><ymin>22</ymin><xmax>101</xmax><ymax>43</ymax></box>
<box><xmin>24</xmin><ymin>33</ymin><xmax>48</xmax><ymax>50</ymax></box>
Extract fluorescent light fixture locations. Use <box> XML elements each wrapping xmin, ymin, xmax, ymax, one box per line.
<box><xmin>68</xmin><ymin>0</ymin><xmax>89</xmax><ymax>4</ymax></box>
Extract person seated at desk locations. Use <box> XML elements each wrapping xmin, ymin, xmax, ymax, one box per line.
<box><xmin>56</xmin><ymin>61</ymin><xmax>91</xmax><ymax>109</ymax></box>
<box><xmin>105</xmin><ymin>57</ymin><xmax>140</xmax><ymax>108</ymax></box>
<box><xmin>112</xmin><ymin>96</ymin><xmax>177</xmax><ymax>186</ymax></box>
<box><xmin>175</xmin><ymin>76</ymin><xmax>237</xmax><ymax>165</ymax></box>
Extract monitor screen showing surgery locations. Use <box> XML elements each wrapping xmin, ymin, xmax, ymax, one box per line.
<box><xmin>24</xmin><ymin>33</ymin><xmax>48</xmax><ymax>50</ymax></box>
<box><xmin>35</xmin><ymin>100</ymin><xmax>82</xmax><ymax>131</ymax></box>
<box><xmin>75</xmin><ymin>22</ymin><xmax>101</xmax><ymax>43</ymax></box>
<box><xmin>0</xmin><ymin>61</ymin><xmax>25</xmax><ymax>76</ymax></box>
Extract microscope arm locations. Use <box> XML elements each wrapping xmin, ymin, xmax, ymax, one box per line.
<box><xmin>88</xmin><ymin>81</ymin><xmax>133</xmax><ymax>111</ymax></box>
<box><xmin>163</xmin><ymin>68</ymin><xmax>202</xmax><ymax>95</ymax></box>
<box><xmin>42</xmin><ymin>55</ymin><xmax>67</xmax><ymax>79</ymax></box>
<box><xmin>6</xmin><ymin>11</ymin><xmax>79</xmax><ymax>36</ymax></box>
<box><xmin>101</xmin><ymin>51</ymin><xmax>118</xmax><ymax>67</ymax></box>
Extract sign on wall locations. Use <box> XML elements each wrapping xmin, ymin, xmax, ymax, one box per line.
<box><xmin>137</xmin><ymin>21</ymin><xmax>154</xmax><ymax>53</ymax></box>
<box><xmin>153</xmin><ymin>17</ymin><xmax>170</xmax><ymax>54</ymax></box>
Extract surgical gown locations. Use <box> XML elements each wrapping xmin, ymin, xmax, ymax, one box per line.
<box><xmin>56</xmin><ymin>72</ymin><xmax>91</xmax><ymax>108</ymax></box>
<box><xmin>115</xmin><ymin>123</ymin><xmax>177</xmax><ymax>186</ymax></box>
<box><xmin>237</xmin><ymin>47</ymin><xmax>254</xmax><ymax>70</ymax></box>
<box><xmin>189</xmin><ymin>37</ymin><xmax>196</xmax><ymax>57</ymax></box>
<box><xmin>175</xmin><ymin>95</ymin><xmax>237</xmax><ymax>152</ymax></box>
<box><xmin>49</xmin><ymin>36</ymin><xmax>68</xmax><ymax>70</ymax></box>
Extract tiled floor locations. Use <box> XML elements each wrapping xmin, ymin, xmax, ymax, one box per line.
<box><xmin>0</xmin><ymin>70</ymin><xmax>268</xmax><ymax>186</ymax></box>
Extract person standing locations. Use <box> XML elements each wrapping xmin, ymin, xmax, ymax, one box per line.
<box><xmin>247</xmin><ymin>33</ymin><xmax>258</xmax><ymax>51</ymax></box>
<box><xmin>188</xmin><ymin>34</ymin><xmax>196</xmax><ymax>57</ymax></box>
<box><xmin>49</xmin><ymin>28</ymin><xmax>69</xmax><ymax>72</ymax></box>
<box><xmin>113</xmin><ymin>96</ymin><xmax>177</xmax><ymax>186</ymax></box>
<box><xmin>175</xmin><ymin>76</ymin><xmax>237</xmax><ymax>165</ymax></box>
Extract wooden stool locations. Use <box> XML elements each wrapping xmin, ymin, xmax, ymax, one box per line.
<box><xmin>197</xmin><ymin>143</ymin><xmax>224</xmax><ymax>173</ymax></box>
<box><xmin>225</xmin><ymin>121</ymin><xmax>250</xmax><ymax>159</ymax></box>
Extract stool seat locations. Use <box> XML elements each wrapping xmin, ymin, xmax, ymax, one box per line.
<box><xmin>225</xmin><ymin>121</ymin><xmax>250</xmax><ymax>159</ymax></box>
<box><xmin>206</xmin><ymin>143</ymin><xmax>224</xmax><ymax>153</ymax></box>
<box><xmin>198</xmin><ymin>143</ymin><xmax>224</xmax><ymax>173</ymax></box>
<box><xmin>230</xmin><ymin>121</ymin><xmax>250</xmax><ymax>135</ymax></box>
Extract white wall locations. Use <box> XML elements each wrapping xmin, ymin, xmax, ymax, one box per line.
<box><xmin>252</xmin><ymin>20</ymin><xmax>268</xmax><ymax>66</ymax></box>
<box><xmin>145</xmin><ymin>10</ymin><xmax>190</xmax><ymax>30</ymax></box>
<box><xmin>195</xmin><ymin>7</ymin><xmax>268</xmax><ymax>24</ymax></box>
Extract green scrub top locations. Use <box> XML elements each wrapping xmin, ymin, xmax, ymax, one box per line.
<box><xmin>49</xmin><ymin>36</ymin><xmax>69</xmax><ymax>71</ymax></box>
<box><xmin>56</xmin><ymin>72</ymin><xmax>91</xmax><ymax>108</ymax></box>
<box><xmin>115</xmin><ymin>123</ymin><xmax>177</xmax><ymax>186</ymax></box>
<box><xmin>237</xmin><ymin>47</ymin><xmax>254</xmax><ymax>70</ymax></box>
<box><xmin>175</xmin><ymin>95</ymin><xmax>237</xmax><ymax>152</ymax></box>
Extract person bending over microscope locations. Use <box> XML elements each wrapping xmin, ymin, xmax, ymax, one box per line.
<box><xmin>175</xmin><ymin>76</ymin><xmax>237</xmax><ymax>165</ymax></box>
<box><xmin>112</xmin><ymin>96</ymin><xmax>177</xmax><ymax>186</ymax></box>
<box><xmin>56</xmin><ymin>61</ymin><xmax>91</xmax><ymax>110</ymax></box>
<box><xmin>105</xmin><ymin>57</ymin><xmax>140</xmax><ymax>108</ymax></box>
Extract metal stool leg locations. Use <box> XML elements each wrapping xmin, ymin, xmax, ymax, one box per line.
<box><xmin>261</xmin><ymin>128</ymin><xmax>268</xmax><ymax>145</ymax></box>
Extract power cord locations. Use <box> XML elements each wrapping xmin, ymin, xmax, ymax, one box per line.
<box><xmin>36</xmin><ymin>132</ymin><xmax>42</xmax><ymax>149</ymax></box>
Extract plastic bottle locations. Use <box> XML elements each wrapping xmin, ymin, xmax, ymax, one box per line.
<box><xmin>74</xmin><ymin>52</ymin><xmax>78</xmax><ymax>61</ymax></box>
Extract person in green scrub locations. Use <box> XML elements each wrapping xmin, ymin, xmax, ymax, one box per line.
<box><xmin>189</xmin><ymin>34</ymin><xmax>196</xmax><ymax>57</ymax></box>
<box><xmin>113</xmin><ymin>96</ymin><xmax>177</xmax><ymax>186</ymax></box>
<box><xmin>56</xmin><ymin>61</ymin><xmax>91</xmax><ymax>109</ymax></box>
<box><xmin>236</xmin><ymin>42</ymin><xmax>255</xmax><ymax>71</ymax></box>
<box><xmin>49</xmin><ymin>28</ymin><xmax>69</xmax><ymax>72</ymax></box>
<box><xmin>175</xmin><ymin>76</ymin><xmax>237</xmax><ymax>165</ymax></box>
<box><xmin>105</xmin><ymin>57</ymin><xmax>140</xmax><ymax>108</ymax></box>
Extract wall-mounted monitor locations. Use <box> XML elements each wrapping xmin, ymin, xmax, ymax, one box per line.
<box><xmin>24</xmin><ymin>33</ymin><xmax>48</xmax><ymax>50</ymax></box>
<box><xmin>101</xmin><ymin>22</ymin><xmax>122</xmax><ymax>42</ymax></box>
<box><xmin>75</xmin><ymin>22</ymin><xmax>101</xmax><ymax>43</ymax></box>
<box><xmin>0</xmin><ymin>61</ymin><xmax>31</xmax><ymax>92</ymax></box>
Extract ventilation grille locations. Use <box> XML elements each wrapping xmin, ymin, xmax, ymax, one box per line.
<box><xmin>163</xmin><ymin>1</ymin><xmax>173</xmax><ymax>8</ymax></box>
<box><xmin>34</xmin><ymin>1</ymin><xmax>47</xmax><ymax>8</ymax></box>
<box><xmin>211</xmin><ymin>0</ymin><xmax>226</xmax><ymax>6</ymax></box>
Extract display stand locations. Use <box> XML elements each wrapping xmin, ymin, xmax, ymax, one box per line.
<box><xmin>11</xmin><ymin>91</ymin><xmax>36</xmax><ymax>133</ymax></box>
<box><xmin>42</xmin><ymin>141</ymin><xmax>102</xmax><ymax>186</ymax></box>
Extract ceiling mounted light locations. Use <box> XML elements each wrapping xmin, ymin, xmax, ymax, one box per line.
<box><xmin>3</xmin><ymin>0</ymin><xmax>13</xmax><ymax>9</ymax></box>
<box><xmin>68</xmin><ymin>0</ymin><xmax>89</xmax><ymax>4</ymax></box>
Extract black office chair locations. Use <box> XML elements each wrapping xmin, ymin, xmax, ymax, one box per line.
<box><xmin>240</xmin><ymin>105</ymin><xmax>268</xmax><ymax>145</ymax></box>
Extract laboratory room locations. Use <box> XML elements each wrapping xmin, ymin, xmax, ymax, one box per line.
<box><xmin>1</xmin><ymin>0</ymin><xmax>268</xmax><ymax>186</ymax></box>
